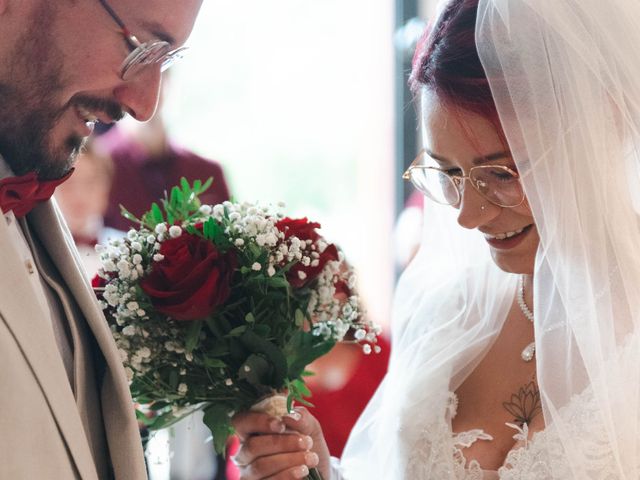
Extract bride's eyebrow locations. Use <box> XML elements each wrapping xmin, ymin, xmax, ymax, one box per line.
<box><xmin>424</xmin><ymin>148</ymin><xmax>512</xmax><ymax>166</ymax></box>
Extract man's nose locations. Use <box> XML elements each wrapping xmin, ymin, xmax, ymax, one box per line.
<box><xmin>113</xmin><ymin>67</ymin><xmax>163</xmax><ymax>122</ymax></box>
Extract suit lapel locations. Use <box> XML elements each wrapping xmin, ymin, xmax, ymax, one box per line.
<box><xmin>0</xmin><ymin>212</ymin><xmax>99</xmax><ymax>480</ymax></box>
<box><xmin>28</xmin><ymin>199</ymin><xmax>147</xmax><ymax>480</ymax></box>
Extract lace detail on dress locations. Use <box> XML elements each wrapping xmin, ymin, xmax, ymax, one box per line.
<box><xmin>499</xmin><ymin>386</ymin><xmax>620</xmax><ymax>479</ymax></box>
<box><xmin>406</xmin><ymin>393</ymin><xmax>494</xmax><ymax>479</ymax></box>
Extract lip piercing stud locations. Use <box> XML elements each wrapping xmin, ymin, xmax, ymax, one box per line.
<box><xmin>480</xmin><ymin>204</ymin><xmax>486</xmax><ymax>211</ymax></box>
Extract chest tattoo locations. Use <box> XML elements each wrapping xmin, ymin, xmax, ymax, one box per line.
<box><xmin>502</xmin><ymin>381</ymin><xmax>541</xmax><ymax>427</ymax></box>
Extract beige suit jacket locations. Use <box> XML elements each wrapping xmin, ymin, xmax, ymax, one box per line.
<box><xmin>0</xmin><ymin>199</ymin><xmax>147</xmax><ymax>479</ymax></box>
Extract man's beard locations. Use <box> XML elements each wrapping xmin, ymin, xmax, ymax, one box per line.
<box><xmin>0</xmin><ymin>4</ymin><xmax>123</xmax><ymax>181</ymax></box>
<box><xmin>0</xmin><ymin>83</ymin><xmax>85</xmax><ymax>180</ymax></box>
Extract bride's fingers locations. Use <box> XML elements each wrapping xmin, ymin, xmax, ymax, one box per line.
<box><xmin>264</xmin><ymin>465</ymin><xmax>312</xmax><ymax>480</ymax></box>
<box><xmin>232</xmin><ymin>411</ymin><xmax>286</xmax><ymax>440</ymax></box>
<box><xmin>281</xmin><ymin>407</ymin><xmax>321</xmax><ymax>437</ymax></box>
<box><xmin>234</xmin><ymin>433</ymin><xmax>313</xmax><ymax>467</ymax></box>
<box><xmin>238</xmin><ymin>450</ymin><xmax>320</xmax><ymax>480</ymax></box>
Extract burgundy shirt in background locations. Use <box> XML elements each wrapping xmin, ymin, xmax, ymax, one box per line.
<box><xmin>102</xmin><ymin>133</ymin><xmax>230</xmax><ymax>232</ymax></box>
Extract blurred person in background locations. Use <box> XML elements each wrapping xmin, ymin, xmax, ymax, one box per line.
<box><xmin>100</xmin><ymin>72</ymin><xmax>230</xmax><ymax>232</ymax></box>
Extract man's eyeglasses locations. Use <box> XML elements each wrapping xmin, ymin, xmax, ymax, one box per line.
<box><xmin>402</xmin><ymin>150</ymin><xmax>525</xmax><ymax>208</ymax></box>
<box><xmin>98</xmin><ymin>0</ymin><xmax>188</xmax><ymax>80</ymax></box>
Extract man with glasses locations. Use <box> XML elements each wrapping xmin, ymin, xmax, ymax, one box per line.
<box><xmin>0</xmin><ymin>0</ymin><xmax>202</xmax><ymax>478</ymax></box>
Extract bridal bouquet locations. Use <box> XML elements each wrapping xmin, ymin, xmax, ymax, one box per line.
<box><xmin>93</xmin><ymin>178</ymin><xmax>380</xmax><ymax>458</ymax></box>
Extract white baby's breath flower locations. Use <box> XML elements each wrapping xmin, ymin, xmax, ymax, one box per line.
<box><xmin>169</xmin><ymin>225</ymin><xmax>182</xmax><ymax>238</ymax></box>
<box><xmin>297</xmin><ymin>271</ymin><xmax>307</xmax><ymax>280</ymax></box>
<box><xmin>155</xmin><ymin>223</ymin><xmax>167</xmax><ymax>235</ymax></box>
<box><xmin>225</xmin><ymin>378</ymin><xmax>233</xmax><ymax>386</ymax></box>
<box><xmin>362</xmin><ymin>344</ymin><xmax>372</xmax><ymax>355</ymax></box>
<box><xmin>234</xmin><ymin>238</ymin><xmax>245</xmax><ymax>247</ymax></box>
<box><xmin>252</xmin><ymin>262</ymin><xmax>262</xmax><ymax>271</ymax></box>
<box><xmin>126</xmin><ymin>301</ymin><xmax>139</xmax><ymax>312</ymax></box>
<box><xmin>131</xmin><ymin>241</ymin><xmax>143</xmax><ymax>252</ymax></box>
<box><xmin>103</xmin><ymin>260</ymin><xmax>116</xmax><ymax>272</ymax></box>
<box><xmin>146</xmin><ymin>235</ymin><xmax>156</xmax><ymax>244</ymax></box>
<box><xmin>122</xmin><ymin>325</ymin><xmax>136</xmax><ymax>336</ymax></box>
<box><xmin>138</xmin><ymin>347</ymin><xmax>151</xmax><ymax>359</ymax></box>
<box><xmin>118</xmin><ymin>349</ymin><xmax>129</xmax><ymax>362</ymax></box>
<box><xmin>178</xmin><ymin>383</ymin><xmax>188</xmax><ymax>395</ymax></box>
<box><xmin>354</xmin><ymin>328</ymin><xmax>366</xmax><ymax>341</ymax></box>
<box><xmin>213</xmin><ymin>204</ymin><xmax>225</xmax><ymax>218</ymax></box>
<box><xmin>267</xmin><ymin>265</ymin><xmax>276</xmax><ymax>277</ymax></box>
<box><xmin>199</xmin><ymin>205</ymin><xmax>212</xmax><ymax>215</ymax></box>
<box><xmin>132</xmin><ymin>254</ymin><xmax>143</xmax><ymax>265</ymax></box>
<box><xmin>95</xmin><ymin>244</ymin><xmax>106</xmax><ymax>254</ymax></box>
<box><xmin>153</xmin><ymin>254</ymin><xmax>165</xmax><ymax>262</ymax></box>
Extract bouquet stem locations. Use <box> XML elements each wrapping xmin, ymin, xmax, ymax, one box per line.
<box><xmin>250</xmin><ymin>394</ymin><xmax>324</xmax><ymax>480</ymax></box>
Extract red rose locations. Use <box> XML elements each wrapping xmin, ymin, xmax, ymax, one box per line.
<box><xmin>91</xmin><ymin>274</ymin><xmax>107</xmax><ymax>289</ymax></box>
<box><xmin>140</xmin><ymin>233</ymin><xmax>236</xmax><ymax>321</ymax></box>
<box><xmin>275</xmin><ymin>217</ymin><xmax>321</xmax><ymax>241</ymax></box>
<box><xmin>275</xmin><ymin>217</ymin><xmax>340</xmax><ymax>288</ymax></box>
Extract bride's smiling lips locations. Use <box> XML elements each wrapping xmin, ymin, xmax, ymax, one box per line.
<box><xmin>481</xmin><ymin>224</ymin><xmax>534</xmax><ymax>250</ymax></box>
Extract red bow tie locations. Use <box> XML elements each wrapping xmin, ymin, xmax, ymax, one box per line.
<box><xmin>0</xmin><ymin>170</ymin><xmax>74</xmax><ymax>218</ymax></box>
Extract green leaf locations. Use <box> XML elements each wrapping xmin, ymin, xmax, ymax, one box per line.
<box><xmin>180</xmin><ymin>177</ymin><xmax>190</xmax><ymax>193</ymax></box>
<box><xmin>203</xmin><ymin>404</ymin><xmax>234</xmax><ymax>455</ymax></box>
<box><xmin>203</xmin><ymin>358</ymin><xmax>227</xmax><ymax>369</ymax></box>
<box><xmin>268</xmin><ymin>276</ymin><xmax>290</xmax><ymax>289</ymax></box>
<box><xmin>169</xmin><ymin>369</ymin><xmax>179</xmax><ymax>389</ymax></box>
<box><xmin>151</xmin><ymin>203</ymin><xmax>164</xmax><ymax>224</ymax></box>
<box><xmin>238</xmin><ymin>354</ymin><xmax>271</xmax><ymax>386</ymax></box>
<box><xmin>200</xmin><ymin>177</ymin><xmax>213</xmax><ymax>194</ymax></box>
<box><xmin>294</xmin><ymin>309</ymin><xmax>304</xmax><ymax>327</ymax></box>
<box><xmin>185</xmin><ymin>320</ymin><xmax>203</xmax><ymax>352</ymax></box>
<box><xmin>120</xmin><ymin>206</ymin><xmax>142</xmax><ymax>225</ymax></box>
<box><xmin>228</xmin><ymin>325</ymin><xmax>247</xmax><ymax>337</ymax></box>
<box><xmin>285</xmin><ymin>331</ymin><xmax>335</xmax><ymax>380</ymax></box>
<box><xmin>240</xmin><ymin>330</ymin><xmax>288</xmax><ymax>387</ymax></box>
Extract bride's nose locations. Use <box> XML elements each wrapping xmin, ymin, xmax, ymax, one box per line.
<box><xmin>456</xmin><ymin>183</ymin><xmax>500</xmax><ymax>229</ymax></box>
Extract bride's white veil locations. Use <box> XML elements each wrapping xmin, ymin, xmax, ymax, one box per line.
<box><xmin>341</xmin><ymin>0</ymin><xmax>640</xmax><ymax>478</ymax></box>
<box><xmin>477</xmin><ymin>0</ymin><xmax>640</xmax><ymax>476</ymax></box>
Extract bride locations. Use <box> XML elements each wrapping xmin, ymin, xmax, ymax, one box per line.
<box><xmin>232</xmin><ymin>0</ymin><xmax>640</xmax><ymax>478</ymax></box>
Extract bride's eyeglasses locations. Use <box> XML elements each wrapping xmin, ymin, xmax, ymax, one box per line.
<box><xmin>97</xmin><ymin>0</ymin><xmax>188</xmax><ymax>80</ymax></box>
<box><xmin>402</xmin><ymin>150</ymin><xmax>526</xmax><ymax>208</ymax></box>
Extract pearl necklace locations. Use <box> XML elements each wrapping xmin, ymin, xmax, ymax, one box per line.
<box><xmin>517</xmin><ymin>275</ymin><xmax>536</xmax><ymax>362</ymax></box>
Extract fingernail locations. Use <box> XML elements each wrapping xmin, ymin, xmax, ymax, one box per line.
<box><xmin>286</xmin><ymin>411</ymin><xmax>302</xmax><ymax>421</ymax></box>
<box><xmin>293</xmin><ymin>465</ymin><xmax>309</xmax><ymax>478</ymax></box>
<box><xmin>299</xmin><ymin>435</ymin><xmax>313</xmax><ymax>449</ymax></box>
<box><xmin>305</xmin><ymin>451</ymin><xmax>319</xmax><ymax>467</ymax></box>
<box><xmin>269</xmin><ymin>419</ymin><xmax>285</xmax><ymax>433</ymax></box>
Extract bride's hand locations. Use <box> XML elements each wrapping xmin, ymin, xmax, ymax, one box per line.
<box><xmin>232</xmin><ymin>407</ymin><xmax>331</xmax><ymax>479</ymax></box>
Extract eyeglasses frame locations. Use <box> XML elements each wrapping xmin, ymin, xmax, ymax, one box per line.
<box><xmin>97</xmin><ymin>0</ymin><xmax>188</xmax><ymax>80</ymax></box>
<box><xmin>402</xmin><ymin>150</ymin><xmax>526</xmax><ymax>208</ymax></box>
